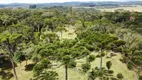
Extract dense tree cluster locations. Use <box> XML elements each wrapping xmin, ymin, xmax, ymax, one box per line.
<box><xmin>0</xmin><ymin>7</ymin><xmax>142</xmax><ymax>80</ymax></box>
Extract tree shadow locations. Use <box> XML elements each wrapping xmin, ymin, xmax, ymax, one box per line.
<box><xmin>25</xmin><ymin>63</ymin><xmax>35</xmax><ymax>71</ymax></box>
<box><xmin>0</xmin><ymin>70</ymin><xmax>13</xmax><ymax>80</ymax></box>
<box><xmin>0</xmin><ymin>60</ymin><xmax>17</xmax><ymax>70</ymax></box>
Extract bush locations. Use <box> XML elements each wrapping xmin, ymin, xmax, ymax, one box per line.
<box><xmin>117</xmin><ymin>73</ymin><xmax>123</xmax><ymax>79</ymax></box>
<box><xmin>96</xmin><ymin>54</ymin><xmax>100</xmax><ymax>58</ymax></box>
<box><xmin>86</xmin><ymin>55</ymin><xmax>96</xmax><ymax>63</ymax></box>
<box><xmin>139</xmin><ymin>76</ymin><xmax>142</xmax><ymax>80</ymax></box>
<box><xmin>108</xmin><ymin>70</ymin><xmax>114</xmax><ymax>74</ymax></box>
<box><xmin>106</xmin><ymin>61</ymin><xmax>112</xmax><ymax>70</ymax></box>
<box><xmin>100</xmin><ymin>52</ymin><xmax>105</xmax><ymax>57</ymax></box>
<box><xmin>127</xmin><ymin>62</ymin><xmax>133</xmax><ymax>70</ymax></box>
<box><xmin>81</xmin><ymin>63</ymin><xmax>91</xmax><ymax>73</ymax></box>
<box><xmin>33</xmin><ymin>64</ymin><xmax>43</xmax><ymax>76</ymax></box>
<box><xmin>95</xmin><ymin>47</ymin><xmax>100</xmax><ymax>51</ymax></box>
<box><xmin>110</xmin><ymin>53</ymin><xmax>116</xmax><ymax>57</ymax></box>
<box><xmin>33</xmin><ymin>58</ymin><xmax>51</xmax><ymax>76</ymax></box>
<box><xmin>111</xmin><ymin>77</ymin><xmax>117</xmax><ymax>80</ymax></box>
<box><xmin>119</xmin><ymin>57</ymin><xmax>127</xmax><ymax>63</ymax></box>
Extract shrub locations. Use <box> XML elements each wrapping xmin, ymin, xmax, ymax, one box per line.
<box><xmin>81</xmin><ymin>63</ymin><xmax>91</xmax><ymax>73</ymax></box>
<box><xmin>127</xmin><ymin>62</ymin><xmax>133</xmax><ymax>70</ymax></box>
<box><xmin>106</xmin><ymin>61</ymin><xmax>112</xmax><ymax>70</ymax></box>
<box><xmin>119</xmin><ymin>57</ymin><xmax>127</xmax><ymax>63</ymax></box>
<box><xmin>108</xmin><ymin>70</ymin><xmax>114</xmax><ymax>74</ymax></box>
<box><xmin>96</xmin><ymin>54</ymin><xmax>100</xmax><ymax>58</ymax></box>
<box><xmin>95</xmin><ymin>47</ymin><xmax>100</xmax><ymax>51</ymax></box>
<box><xmin>110</xmin><ymin>53</ymin><xmax>116</xmax><ymax>57</ymax></box>
<box><xmin>100</xmin><ymin>52</ymin><xmax>105</xmax><ymax>57</ymax></box>
<box><xmin>111</xmin><ymin>77</ymin><xmax>117</xmax><ymax>80</ymax></box>
<box><xmin>86</xmin><ymin>55</ymin><xmax>96</xmax><ymax>63</ymax></box>
<box><xmin>117</xmin><ymin>73</ymin><xmax>123</xmax><ymax>79</ymax></box>
<box><xmin>139</xmin><ymin>76</ymin><xmax>142</xmax><ymax>80</ymax></box>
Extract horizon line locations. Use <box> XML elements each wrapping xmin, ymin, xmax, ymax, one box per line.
<box><xmin>0</xmin><ymin>1</ymin><xmax>141</xmax><ymax>4</ymax></box>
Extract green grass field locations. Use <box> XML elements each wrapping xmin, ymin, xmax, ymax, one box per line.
<box><xmin>6</xmin><ymin>52</ymin><xmax>136</xmax><ymax>80</ymax></box>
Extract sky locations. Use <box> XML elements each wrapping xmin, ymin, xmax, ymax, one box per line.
<box><xmin>0</xmin><ymin>0</ymin><xmax>141</xmax><ymax>4</ymax></box>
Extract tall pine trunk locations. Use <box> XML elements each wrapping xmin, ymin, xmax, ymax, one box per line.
<box><xmin>68</xmin><ymin>25</ymin><xmax>69</xmax><ymax>39</ymax></box>
<box><xmin>37</xmin><ymin>25</ymin><xmax>40</xmax><ymax>32</ymax></box>
<box><xmin>65</xmin><ymin>64</ymin><xmax>68</xmax><ymax>80</ymax></box>
<box><xmin>99</xmin><ymin>57</ymin><xmax>102</xmax><ymax>80</ymax></box>
<box><xmin>26</xmin><ymin>59</ymin><xmax>28</xmax><ymax>66</ymax></box>
<box><xmin>6</xmin><ymin>38</ymin><xmax>18</xmax><ymax>80</ymax></box>
<box><xmin>20</xmin><ymin>62</ymin><xmax>22</xmax><ymax>70</ymax></box>
<box><xmin>100</xmin><ymin>57</ymin><xmax>102</xmax><ymax>72</ymax></box>
<box><xmin>10</xmin><ymin>57</ymin><xmax>18</xmax><ymax>80</ymax></box>
<box><xmin>99</xmin><ymin>46</ymin><xmax>103</xmax><ymax>80</ymax></box>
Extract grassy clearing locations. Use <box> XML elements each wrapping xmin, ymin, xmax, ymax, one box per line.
<box><xmin>99</xmin><ymin>5</ymin><xmax>142</xmax><ymax>12</ymax></box>
<box><xmin>9</xmin><ymin>61</ymin><xmax>33</xmax><ymax>80</ymax></box>
<box><xmin>1</xmin><ymin>52</ymin><xmax>137</xmax><ymax>80</ymax></box>
<box><xmin>91</xmin><ymin>52</ymin><xmax>136</xmax><ymax>80</ymax></box>
<box><xmin>50</xmin><ymin>52</ymin><xmax>136</xmax><ymax>80</ymax></box>
<box><xmin>57</xmin><ymin>26</ymin><xmax>77</xmax><ymax>39</ymax></box>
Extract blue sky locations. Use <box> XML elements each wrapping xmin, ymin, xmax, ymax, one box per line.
<box><xmin>0</xmin><ymin>0</ymin><xmax>141</xmax><ymax>4</ymax></box>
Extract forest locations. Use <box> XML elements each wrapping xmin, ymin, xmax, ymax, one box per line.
<box><xmin>0</xmin><ymin>6</ymin><xmax>142</xmax><ymax>80</ymax></box>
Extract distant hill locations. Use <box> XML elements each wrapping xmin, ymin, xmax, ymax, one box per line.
<box><xmin>0</xmin><ymin>4</ymin><xmax>5</xmax><ymax>8</ymax></box>
<box><xmin>0</xmin><ymin>1</ymin><xmax>142</xmax><ymax>8</ymax></box>
<box><xmin>0</xmin><ymin>3</ymin><xmax>30</xmax><ymax>8</ymax></box>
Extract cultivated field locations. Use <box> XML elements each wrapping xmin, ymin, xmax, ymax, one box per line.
<box><xmin>99</xmin><ymin>5</ymin><xmax>142</xmax><ymax>12</ymax></box>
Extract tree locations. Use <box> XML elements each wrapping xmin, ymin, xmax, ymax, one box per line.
<box><xmin>62</xmin><ymin>55</ymin><xmax>71</xmax><ymax>80</ymax></box>
<box><xmin>0</xmin><ymin>14</ymin><xmax>11</xmax><ymax>27</ymax></box>
<box><xmin>29</xmin><ymin>4</ymin><xmax>36</xmax><ymax>9</ymax></box>
<box><xmin>44</xmin><ymin>18</ymin><xmax>55</xmax><ymax>31</ymax></box>
<box><xmin>77</xmin><ymin>29</ymin><xmax>120</xmax><ymax>80</ymax></box>
<box><xmin>56</xmin><ymin>40</ymin><xmax>85</xmax><ymax>80</ymax></box>
<box><xmin>93</xmin><ymin>19</ymin><xmax>114</xmax><ymax>34</ymax></box>
<box><xmin>33</xmin><ymin>58</ymin><xmax>51</xmax><ymax>76</ymax></box>
<box><xmin>25</xmin><ymin>16</ymin><xmax>44</xmax><ymax>32</ymax></box>
<box><xmin>40</xmin><ymin>32</ymin><xmax>59</xmax><ymax>43</ymax></box>
<box><xmin>0</xmin><ymin>32</ymin><xmax>23</xmax><ymax>80</ymax></box>
<box><xmin>106</xmin><ymin>61</ymin><xmax>112</xmax><ymax>70</ymax></box>
<box><xmin>32</xmin><ymin>56</ymin><xmax>57</xmax><ymax>80</ymax></box>
<box><xmin>56</xmin><ymin>24</ymin><xmax>67</xmax><ymax>40</ymax></box>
